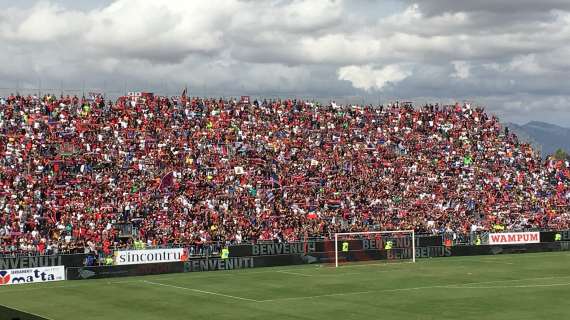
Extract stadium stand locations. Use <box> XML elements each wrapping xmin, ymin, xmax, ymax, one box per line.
<box><xmin>0</xmin><ymin>93</ymin><xmax>568</xmax><ymax>255</ymax></box>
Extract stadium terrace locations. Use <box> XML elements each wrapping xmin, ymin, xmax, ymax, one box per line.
<box><xmin>0</xmin><ymin>93</ymin><xmax>568</xmax><ymax>255</ymax></box>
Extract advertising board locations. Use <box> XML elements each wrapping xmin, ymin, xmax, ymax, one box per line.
<box><xmin>67</xmin><ymin>262</ymin><xmax>184</xmax><ymax>280</ymax></box>
<box><xmin>114</xmin><ymin>248</ymin><xmax>188</xmax><ymax>265</ymax></box>
<box><xmin>0</xmin><ymin>266</ymin><xmax>65</xmax><ymax>286</ymax></box>
<box><xmin>230</xmin><ymin>236</ymin><xmax>442</xmax><ymax>258</ymax></box>
<box><xmin>0</xmin><ymin>254</ymin><xmax>86</xmax><ymax>269</ymax></box>
<box><xmin>488</xmin><ymin>232</ymin><xmax>540</xmax><ymax>245</ymax></box>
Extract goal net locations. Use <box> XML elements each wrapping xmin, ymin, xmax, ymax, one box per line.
<box><xmin>334</xmin><ymin>230</ymin><xmax>416</xmax><ymax>267</ymax></box>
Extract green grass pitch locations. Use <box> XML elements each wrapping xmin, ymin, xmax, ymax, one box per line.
<box><xmin>1</xmin><ymin>251</ymin><xmax>569</xmax><ymax>320</ymax></box>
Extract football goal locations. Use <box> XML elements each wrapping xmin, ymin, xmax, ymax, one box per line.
<box><xmin>334</xmin><ymin>230</ymin><xmax>416</xmax><ymax>267</ymax></box>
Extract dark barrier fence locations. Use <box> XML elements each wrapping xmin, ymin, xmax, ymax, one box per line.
<box><xmin>228</xmin><ymin>235</ymin><xmax>442</xmax><ymax>257</ymax></box>
<box><xmin>0</xmin><ymin>253</ymin><xmax>87</xmax><ymax>270</ymax></box>
<box><xmin>541</xmin><ymin>230</ymin><xmax>570</xmax><ymax>243</ymax></box>
<box><xmin>183</xmin><ymin>255</ymin><xmax>306</xmax><ymax>272</ymax></box>
<box><xmin>67</xmin><ymin>262</ymin><xmax>184</xmax><ymax>280</ymax></box>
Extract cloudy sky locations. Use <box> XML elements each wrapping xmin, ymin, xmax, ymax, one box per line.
<box><xmin>1</xmin><ymin>0</ymin><xmax>569</xmax><ymax>126</ymax></box>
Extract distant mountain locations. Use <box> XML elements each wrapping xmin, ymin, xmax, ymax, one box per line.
<box><xmin>504</xmin><ymin>121</ymin><xmax>570</xmax><ymax>158</ymax></box>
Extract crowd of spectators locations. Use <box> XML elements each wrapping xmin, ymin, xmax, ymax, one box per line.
<box><xmin>0</xmin><ymin>92</ymin><xmax>568</xmax><ymax>255</ymax></box>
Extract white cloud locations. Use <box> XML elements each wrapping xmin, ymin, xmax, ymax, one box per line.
<box><xmin>337</xmin><ymin>64</ymin><xmax>412</xmax><ymax>91</ymax></box>
<box><xmin>0</xmin><ymin>0</ymin><xmax>569</xmax><ymax>125</ymax></box>
<box><xmin>451</xmin><ymin>61</ymin><xmax>471</xmax><ymax>79</ymax></box>
<box><xmin>483</xmin><ymin>54</ymin><xmax>544</xmax><ymax>75</ymax></box>
<box><xmin>0</xmin><ymin>2</ymin><xmax>87</xmax><ymax>41</ymax></box>
<box><xmin>508</xmin><ymin>54</ymin><xmax>543</xmax><ymax>74</ymax></box>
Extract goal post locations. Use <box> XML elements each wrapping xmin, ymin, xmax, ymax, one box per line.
<box><xmin>334</xmin><ymin>230</ymin><xmax>416</xmax><ymax>267</ymax></box>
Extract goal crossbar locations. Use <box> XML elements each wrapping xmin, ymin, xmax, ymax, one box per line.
<box><xmin>334</xmin><ymin>230</ymin><xmax>416</xmax><ymax>267</ymax></box>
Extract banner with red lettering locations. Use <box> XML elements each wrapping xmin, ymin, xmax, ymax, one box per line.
<box><xmin>488</xmin><ymin>232</ymin><xmax>540</xmax><ymax>245</ymax></box>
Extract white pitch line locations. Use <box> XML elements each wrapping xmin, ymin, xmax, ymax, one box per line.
<box><xmin>1</xmin><ymin>271</ymin><xmax>568</xmax><ymax>300</ymax></box>
<box><xmin>260</xmin><ymin>290</ymin><xmax>374</xmax><ymax>302</ymax></box>
<box><xmin>0</xmin><ymin>284</ymin><xmax>86</xmax><ymax>293</ymax></box>
<box><xmin>141</xmin><ymin>280</ymin><xmax>260</xmax><ymax>302</ymax></box>
<box><xmin>276</xmin><ymin>270</ymin><xmax>313</xmax><ymax>277</ymax></box>
<box><xmin>0</xmin><ymin>279</ymin><xmax>142</xmax><ymax>294</ymax></box>
<box><xmin>428</xmin><ymin>252</ymin><xmax>570</xmax><ymax>264</ymax></box>
<box><xmin>449</xmin><ymin>283</ymin><xmax>570</xmax><ymax>289</ymax></box>
<box><xmin>456</xmin><ymin>275</ymin><xmax>570</xmax><ymax>285</ymax></box>
<box><xmin>479</xmin><ymin>260</ymin><xmax>514</xmax><ymax>265</ymax></box>
<box><xmin>323</xmin><ymin>261</ymin><xmax>413</xmax><ymax>269</ymax></box>
<box><xmin>258</xmin><ymin>276</ymin><xmax>570</xmax><ymax>302</ymax></box>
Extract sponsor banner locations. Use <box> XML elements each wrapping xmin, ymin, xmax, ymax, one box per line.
<box><xmin>488</xmin><ymin>232</ymin><xmax>540</xmax><ymax>245</ymax></box>
<box><xmin>187</xmin><ymin>247</ymin><xmax>452</xmax><ymax>273</ymax></box>
<box><xmin>361</xmin><ymin>237</ymin><xmax>413</xmax><ymax>250</ymax></box>
<box><xmin>0</xmin><ymin>254</ymin><xmax>86</xmax><ymax>270</ymax></box>
<box><xmin>185</xmin><ymin>257</ymin><xmax>255</xmax><ymax>272</ymax></box>
<box><xmin>230</xmin><ymin>241</ymin><xmax>318</xmax><ymax>257</ymax></box>
<box><xmin>229</xmin><ymin>236</ymin><xmax>442</xmax><ymax>258</ymax></box>
<box><xmin>114</xmin><ymin>248</ymin><xmax>188</xmax><ymax>265</ymax></box>
<box><xmin>66</xmin><ymin>242</ymin><xmax>570</xmax><ymax>280</ymax></box>
<box><xmin>67</xmin><ymin>262</ymin><xmax>184</xmax><ymax>280</ymax></box>
<box><xmin>0</xmin><ymin>266</ymin><xmax>65</xmax><ymax>286</ymax></box>
<box><xmin>416</xmin><ymin>246</ymin><xmax>452</xmax><ymax>258</ymax></box>
<box><xmin>251</xmin><ymin>242</ymin><xmax>316</xmax><ymax>256</ymax></box>
<box><xmin>184</xmin><ymin>255</ymin><xmax>309</xmax><ymax>273</ymax></box>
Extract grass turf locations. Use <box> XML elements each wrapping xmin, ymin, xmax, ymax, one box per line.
<box><xmin>1</xmin><ymin>251</ymin><xmax>569</xmax><ymax>320</ymax></box>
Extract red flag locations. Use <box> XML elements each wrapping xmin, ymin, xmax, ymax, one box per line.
<box><xmin>159</xmin><ymin>171</ymin><xmax>174</xmax><ymax>191</ymax></box>
<box><xmin>181</xmin><ymin>87</ymin><xmax>187</xmax><ymax>105</ymax></box>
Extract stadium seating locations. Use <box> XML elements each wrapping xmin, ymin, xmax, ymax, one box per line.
<box><xmin>0</xmin><ymin>94</ymin><xmax>568</xmax><ymax>255</ymax></box>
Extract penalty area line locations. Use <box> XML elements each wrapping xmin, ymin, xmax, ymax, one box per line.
<box><xmin>141</xmin><ymin>280</ymin><xmax>260</xmax><ymax>302</ymax></box>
